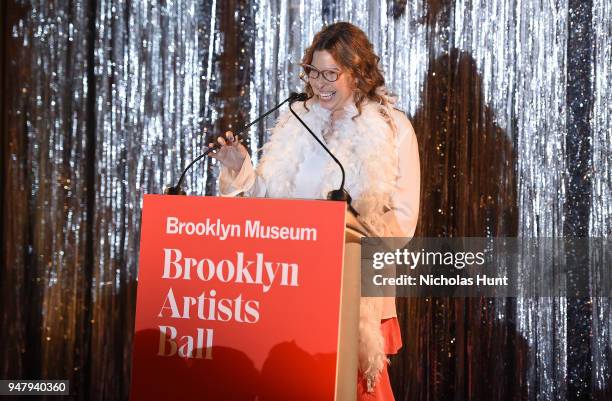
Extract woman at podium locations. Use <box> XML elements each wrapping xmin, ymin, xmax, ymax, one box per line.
<box><xmin>210</xmin><ymin>22</ymin><xmax>420</xmax><ymax>401</ymax></box>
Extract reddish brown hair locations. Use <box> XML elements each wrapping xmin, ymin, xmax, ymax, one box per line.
<box><xmin>302</xmin><ymin>22</ymin><xmax>387</xmax><ymax>115</ymax></box>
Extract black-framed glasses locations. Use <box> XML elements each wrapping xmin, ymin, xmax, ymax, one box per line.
<box><xmin>299</xmin><ymin>63</ymin><xmax>343</xmax><ymax>83</ymax></box>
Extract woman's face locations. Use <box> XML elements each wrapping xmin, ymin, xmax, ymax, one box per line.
<box><xmin>308</xmin><ymin>50</ymin><xmax>355</xmax><ymax>112</ymax></box>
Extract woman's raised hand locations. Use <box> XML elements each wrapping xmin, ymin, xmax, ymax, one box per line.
<box><xmin>208</xmin><ymin>131</ymin><xmax>249</xmax><ymax>173</ymax></box>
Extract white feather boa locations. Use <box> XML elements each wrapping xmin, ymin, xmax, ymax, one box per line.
<box><xmin>257</xmin><ymin>98</ymin><xmax>400</xmax><ymax>391</ymax></box>
<box><xmin>258</xmin><ymin>99</ymin><xmax>399</xmax><ymax>237</ymax></box>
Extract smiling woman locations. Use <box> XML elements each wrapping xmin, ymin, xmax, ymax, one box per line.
<box><xmin>212</xmin><ymin>21</ymin><xmax>420</xmax><ymax>401</ymax></box>
<box><xmin>300</xmin><ymin>52</ymin><xmax>354</xmax><ymax>112</ymax></box>
<box><xmin>299</xmin><ymin>23</ymin><xmax>387</xmax><ymax>119</ymax></box>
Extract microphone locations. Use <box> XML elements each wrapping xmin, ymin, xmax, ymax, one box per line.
<box><xmin>165</xmin><ymin>92</ymin><xmax>307</xmax><ymax>195</ymax></box>
<box><xmin>288</xmin><ymin>100</ymin><xmax>360</xmax><ymax>217</ymax></box>
<box><xmin>290</xmin><ymin>92</ymin><xmax>309</xmax><ymax>102</ymax></box>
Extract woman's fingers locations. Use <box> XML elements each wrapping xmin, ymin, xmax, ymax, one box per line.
<box><xmin>208</xmin><ymin>131</ymin><xmax>242</xmax><ymax>161</ymax></box>
<box><xmin>225</xmin><ymin>131</ymin><xmax>243</xmax><ymax>146</ymax></box>
<box><xmin>215</xmin><ymin>131</ymin><xmax>237</xmax><ymax>148</ymax></box>
<box><xmin>206</xmin><ymin>131</ymin><xmax>247</xmax><ymax>172</ymax></box>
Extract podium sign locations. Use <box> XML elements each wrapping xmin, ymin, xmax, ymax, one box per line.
<box><xmin>131</xmin><ymin>195</ymin><xmax>346</xmax><ymax>401</ymax></box>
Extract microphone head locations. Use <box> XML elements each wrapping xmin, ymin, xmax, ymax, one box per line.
<box><xmin>289</xmin><ymin>92</ymin><xmax>309</xmax><ymax>103</ymax></box>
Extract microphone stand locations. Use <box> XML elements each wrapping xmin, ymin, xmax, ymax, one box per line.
<box><xmin>288</xmin><ymin>102</ymin><xmax>360</xmax><ymax>217</ymax></box>
<box><xmin>165</xmin><ymin>92</ymin><xmax>307</xmax><ymax>195</ymax></box>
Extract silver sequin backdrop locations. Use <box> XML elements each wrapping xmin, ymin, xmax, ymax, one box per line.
<box><xmin>1</xmin><ymin>0</ymin><xmax>610</xmax><ymax>400</ymax></box>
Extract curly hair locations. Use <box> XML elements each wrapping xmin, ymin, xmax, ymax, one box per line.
<box><xmin>302</xmin><ymin>22</ymin><xmax>387</xmax><ymax>116</ymax></box>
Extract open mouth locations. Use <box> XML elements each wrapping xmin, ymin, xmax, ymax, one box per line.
<box><xmin>318</xmin><ymin>91</ymin><xmax>336</xmax><ymax>101</ymax></box>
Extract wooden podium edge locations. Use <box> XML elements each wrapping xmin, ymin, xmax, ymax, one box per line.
<box><xmin>334</xmin><ymin>211</ymin><xmax>371</xmax><ymax>401</ymax></box>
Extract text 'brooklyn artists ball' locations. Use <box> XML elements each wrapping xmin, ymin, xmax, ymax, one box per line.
<box><xmin>130</xmin><ymin>195</ymin><xmax>347</xmax><ymax>401</ymax></box>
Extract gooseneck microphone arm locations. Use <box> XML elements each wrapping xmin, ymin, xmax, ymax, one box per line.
<box><xmin>288</xmin><ymin>101</ymin><xmax>359</xmax><ymax>216</ymax></box>
<box><xmin>165</xmin><ymin>92</ymin><xmax>308</xmax><ymax>195</ymax></box>
<box><xmin>288</xmin><ymin>102</ymin><xmax>346</xmax><ymax>191</ymax></box>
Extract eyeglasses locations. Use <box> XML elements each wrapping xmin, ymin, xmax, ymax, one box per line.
<box><xmin>299</xmin><ymin>63</ymin><xmax>343</xmax><ymax>83</ymax></box>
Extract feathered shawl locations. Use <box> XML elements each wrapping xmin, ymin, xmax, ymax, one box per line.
<box><xmin>256</xmin><ymin>96</ymin><xmax>401</xmax><ymax>391</ymax></box>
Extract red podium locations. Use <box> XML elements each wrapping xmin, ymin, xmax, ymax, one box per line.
<box><xmin>130</xmin><ymin>194</ymin><xmax>354</xmax><ymax>401</ymax></box>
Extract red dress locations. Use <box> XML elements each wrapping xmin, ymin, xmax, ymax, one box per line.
<box><xmin>356</xmin><ymin>317</ymin><xmax>402</xmax><ymax>401</ymax></box>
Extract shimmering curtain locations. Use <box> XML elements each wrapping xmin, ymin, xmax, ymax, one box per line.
<box><xmin>1</xmin><ymin>1</ymin><xmax>610</xmax><ymax>401</ymax></box>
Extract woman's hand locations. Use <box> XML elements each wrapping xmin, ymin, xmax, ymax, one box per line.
<box><xmin>209</xmin><ymin>131</ymin><xmax>249</xmax><ymax>173</ymax></box>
